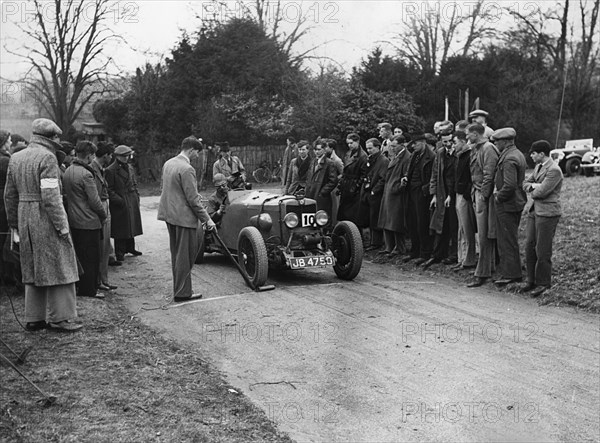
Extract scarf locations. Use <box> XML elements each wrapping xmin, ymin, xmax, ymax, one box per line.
<box><xmin>296</xmin><ymin>155</ymin><xmax>311</xmax><ymax>181</ymax></box>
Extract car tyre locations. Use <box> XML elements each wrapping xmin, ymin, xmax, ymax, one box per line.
<box><xmin>237</xmin><ymin>226</ymin><xmax>268</xmax><ymax>288</ymax></box>
<box><xmin>565</xmin><ymin>157</ymin><xmax>581</xmax><ymax>176</ymax></box>
<box><xmin>331</xmin><ymin>221</ymin><xmax>363</xmax><ymax>280</ymax></box>
<box><xmin>194</xmin><ymin>225</ymin><xmax>206</xmax><ymax>264</ymax></box>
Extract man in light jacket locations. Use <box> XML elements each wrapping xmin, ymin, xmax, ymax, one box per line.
<box><xmin>158</xmin><ymin>136</ymin><xmax>216</xmax><ymax>302</ymax></box>
<box><xmin>520</xmin><ymin>140</ymin><xmax>563</xmax><ymax>297</ymax></box>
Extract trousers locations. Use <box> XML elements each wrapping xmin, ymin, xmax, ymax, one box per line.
<box><xmin>525</xmin><ymin>213</ymin><xmax>560</xmax><ymax>286</ymax></box>
<box><xmin>25</xmin><ymin>283</ymin><xmax>77</xmax><ymax>323</ymax></box>
<box><xmin>166</xmin><ymin>223</ymin><xmax>199</xmax><ymax>299</ymax></box>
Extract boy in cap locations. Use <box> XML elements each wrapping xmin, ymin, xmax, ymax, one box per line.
<box><xmin>4</xmin><ymin>118</ymin><xmax>82</xmax><ymax>331</ymax></box>
<box><xmin>158</xmin><ymin>136</ymin><xmax>216</xmax><ymax>302</ymax></box>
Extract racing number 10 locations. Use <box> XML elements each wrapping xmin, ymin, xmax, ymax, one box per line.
<box><xmin>302</xmin><ymin>213</ymin><xmax>316</xmax><ymax>227</ymax></box>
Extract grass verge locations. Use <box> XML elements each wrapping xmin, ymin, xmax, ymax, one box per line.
<box><xmin>0</xmin><ymin>289</ymin><xmax>292</xmax><ymax>442</ymax></box>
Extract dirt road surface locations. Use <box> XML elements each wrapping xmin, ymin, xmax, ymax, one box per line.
<box><xmin>115</xmin><ymin>195</ymin><xmax>599</xmax><ymax>442</ymax></box>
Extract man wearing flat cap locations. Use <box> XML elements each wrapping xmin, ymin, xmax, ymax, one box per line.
<box><xmin>158</xmin><ymin>136</ymin><xmax>216</xmax><ymax>302</ymax></box>
<box><xmin>4</xmin><ymin>118</ymin><xmax>82</xmax><ymax>331</ymax></box>
<box><xmin>469</xmin><ymin>109</ymin><xmax>494</xmax><ymax>139</ymax></box>
<box><xmin>491</xmin><ymin>128</ymin><xmax>527</xmax><ymax>286</ymax></box>
<box><xmin>105</xmin><ymin>144</ymin><xmax>143</xmax><ymax>261</ymax></box>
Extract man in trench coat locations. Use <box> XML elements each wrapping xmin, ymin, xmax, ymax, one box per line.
<box><xmin>105</xmin><ymin>145</ymin><xmax>143</xmax><ymax>261</ymax></box>
<box><xmin>4</xmin><ymin>118</ymin><xmax>82</xmax><ymax>332</ymax></box>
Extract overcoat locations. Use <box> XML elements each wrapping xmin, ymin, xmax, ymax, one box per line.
<box><xmin>470</xmin><ymin>141</ymin><xmax>499</xmax><ymax>239</ymax></box>
<box><xmin>494</xmin><ymin>144</ymin><xmax>527</xmax><ymax>213</ymax></box>
<box><xmin>429</xmin><ymin>147</ymin><xmax>458</xmax><ymax>234</ymax></box>
<box><xmin>358</xmin><ymin>151</ymin><xmax>389</xmax><ymax>228</ymax></box>
<box><xmin>337</xmin><ymin>147</ymin><xmax>368</xmax><ymax>224</ymax></box>
<box><xmin>522</xmin><ymin>158</ymin><xmax>563</xmax><ymax>217</ymax></box>
<box><xmin>63</xmin><ymin>159</ymin><xmax>107</xmax><ymax>230</ymax></box>
<box><xmin>378</xmin><ymin>148</ymin><xmax>411</xmax><ymax>232</ymax></box>
<box><xmin>305</xmin><ymin>156</ymin><xmax>338</xmax><ymax>217</ymax></box>
<box><xmin>4</xmin><ymin>135</ymin><xmax>79</xmax><ymax>286</ymax></box>
<box><xmin>284</xmin><ymin>155</ymin><xmax>310</xmax><ymax>195</ymax></box>
<box><xmin>105</xmin><ymin>160</ymin><xmax>143</xmax><ymax>239</ymax></box>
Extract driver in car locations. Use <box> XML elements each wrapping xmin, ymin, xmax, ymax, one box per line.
<box><xmin>212</xmin><ymin>142</ymin><xmax>247</xmax><ymax>189</ymax></box>
<box><xmin>207</xmin><ymin>173</ymin><xmax>230</xmax><ymax>226</ymax></box>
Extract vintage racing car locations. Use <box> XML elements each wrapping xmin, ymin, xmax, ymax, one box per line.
<box><xmin>195</xmin><ymin>189</ymin><xmax>363</xmax><ymax>289</ymax></box>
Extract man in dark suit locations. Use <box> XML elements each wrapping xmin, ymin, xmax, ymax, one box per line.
<box><xmin>520</xmin><ymin>140</ymin><xmax>563</xmax><ymax>297</ymax></box>
<box><xmin>157</xmin><ymin>136</ymin><xmax>216</xmax><ymax>302</ymax></box>
<box><xmin>492</xmin><ymin>128</ymin><xmax>527</xmax><ymax>286</ymax></box>
<box><xmin>305</xmin><ymin>140</ymin><xmax>338</xmax><ymax>222</ymax></box>
<box><xmin>105</xmin><ymin>145</ymin><xmax>143</xmax><ymax>260</ymax></box>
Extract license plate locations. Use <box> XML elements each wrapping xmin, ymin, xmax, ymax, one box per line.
<box><xmin>289</xmin><ymin>255</ymin><xmax>334</xmax><ymax>269</ymax></box>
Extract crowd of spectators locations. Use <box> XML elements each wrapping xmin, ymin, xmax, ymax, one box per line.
<box><xmin>279</xmin><ymin>110</ymin><xmax>564</xmax><ymax>297</ymax></box>
<box><xmin>1</xmin><ymin>118</ymin><xmax>143</xmax><ymax>332</ymax></box>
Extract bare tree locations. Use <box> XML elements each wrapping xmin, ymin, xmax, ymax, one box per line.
<box><xmin>7</xmin><ymin>0</ymin><xmax>120</xmax><ymax>135</ymax></box>
<box><xmin>390</xmin><ymin>0</ymin><xmax>495</xmax><ymax>75</ymax></box>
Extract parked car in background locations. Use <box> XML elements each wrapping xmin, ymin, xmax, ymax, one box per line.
<box><xmin>551</xmin><ymin>138</ymin><xmax>593</xmax><ymax>176</ymax></box>
<box><xmin>581</xmin><ymin>147</ymin><xmax>600</xmax><ymax>176</ymax></box>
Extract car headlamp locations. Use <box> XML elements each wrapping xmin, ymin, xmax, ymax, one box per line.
<box><xmin>315</xmin><ymin>210</ymin><xmax>329</xmax><ymax>227</ymax></box>
<box><xmin>284</xmin><ymin>212</ymin><xmax>299</xmax><ymax>229</ymax></box>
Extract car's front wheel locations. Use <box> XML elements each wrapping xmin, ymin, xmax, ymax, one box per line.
<box><xmin>237</xmin><ymin>227</ymin><xmax>268</xmax><ymax>288</ymax></box>
<box><xmin>565</xmin><ymin>157</ymin><xmax>581</xmax><ymax>176</ymax></box>
<box><xmin>331</xmin><ymin>221</ymin><xmax>363</xmax><ymax>280</ymax></box>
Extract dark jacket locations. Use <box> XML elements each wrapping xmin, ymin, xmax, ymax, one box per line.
<box><xmin>105</xmin><ymin>160</ymin><xmax>143</xmax><ymax>239</ymax></box>
<box><xmin>455</xmin><ymin>146</ymin><xmax>473</xmax><ymax>198</ymax></box>
<box><xmin>305</xmin><ymin>156</ymin><xmax>338</xmax><ymax>217</ymax></box>
<box><xmin>358</xmin><ymin>151</ymin><xmax>389</xmax><ymax>228</ymax></box>
<box><xmin>338</xmin><ymin>147</ymin><xmax>368</xmax><ymax>224</ymax></box>
<box><xmin>494</xmin><ymin>144</ymin><xmax>527</xmax><ymax>212</ymax></box>
<box><xmin>407</xmin><ymin>145</ymin><xmax>435</xmax><ymax>197</ymax></box>
<box><xmin>429</xmin><ymin>147</ymin><xmax>458</xmax><ymax>234</ymax></box>
<box><xmin>63</xmin><ymin>159</ymin><xmax>107</xmax><ymax>230</ymax></box>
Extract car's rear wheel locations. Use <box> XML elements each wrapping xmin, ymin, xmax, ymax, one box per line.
<box><xmin>565</xmin><ymin>157</ymin><xmax>581</xmax><ymax>176</ymax></box>
<box><xmin>194</xmin><ymin>225</ymin><xmax>206</xmax><ymax>264</ymax></box>
<box><xmin>237</xmin><ymin>227</ymin><xmax>268</xmax><ymax>288</ymax></box>
<box><xmin>331</xmin><ymin>221</ymin><xmax>363</xmax><ymax>280</ymax></box>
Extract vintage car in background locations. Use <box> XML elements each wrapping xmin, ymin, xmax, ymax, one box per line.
<box><xmin>550</xmin><ymin>138</ymin><xmax>593</xmax><ymax>176</ymax></box>
<box><xmin>581</xmin><ymin>147</ymin><xmax>600</xmax><ymax>176</ymax></box>
<box><xmin>196</xmin><ymin>189</ymin><xmax>363</xmax><ymax>288</ymax></box>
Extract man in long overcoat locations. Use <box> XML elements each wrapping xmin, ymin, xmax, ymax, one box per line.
<box><xmin>4</xmin><ymin>118</ymin><xmax>81</xmax><ymax>331</ymax></box>
<box><xmin>404</xmin><ymin>133</ymin><xmax>435</xmax><ymax>264</ymax></box>
<box><xmin>324</xmin><ymin>139</ymin><xmax>343</xmax><ymax>224</ymax></box>
<box><xmin>105</xmin><ymin>145</ymin><xmax>143</xmax><ymax>261</ymax></box>
<box><xmin>305</xmin><ymin>141</ymin><xmax>338</xmax><ymax>221</ymax></box>
<box><xmin>378</xmin><ymin>134</ymin><xmax>411</xmax><ymax>256</ymax></box>
<box><xmin>359</xmin><ymin>138</ymin><xmax>389</xmax><ymax>250</ymax></box>
<box><xmin>466</xmin><ymin>123</ymin><xmax>499</xmax><ymax>287</ymax></box>
<box><xmin>158</xmin><ymin>137</ymin><xmax>216</xmax><ymax>301</ymax></box>
<box><xmin>424</xmin><ymin>133</ymin><xmax>458</xmax><ymax>267</ymax></box>
<box><xmin>337</xmin><ymin>133</ymin><xmax>367</xmax><ymax>227</ymax></box>
<box><xmin>492</xmin><ymin>128</ymin><xmax>527</xmax><ymax>286</ymax></box>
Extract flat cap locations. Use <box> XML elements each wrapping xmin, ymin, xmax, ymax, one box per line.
<box><xmin>213</xmin><ymin>173</ymin><xmax>227</xmax><ymax>187</ymax></box>
<box><xmin>490</xmin><ymin>127</ymin><xmax>516</xmax><ymax>141</ymax></box>
<box><xmin>469</xmin><ymin>109</ymin><xmax>489</xmax><ymax>118</ymax></box>
<box><xmin>378</xmin><ymin>122</ymin><xmax>392</xmax><ymax>130</ymax></box>
<box><xmin>114</xmin><ymin>145</ymin><xmax>133</xmax><ymax>156</ymax></box>
<box><xmin>409</xmin><ymin>131</ymin><xmax>426</xmax><ymax>143</ymax></box>
<box><xmin>32</xmin><ymin>118</ymin><xmax>62</xmax><ymax>137</ymax></box>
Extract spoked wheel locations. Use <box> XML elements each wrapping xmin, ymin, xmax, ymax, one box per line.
<box><xmin>253</xmin><ymin>167</ymin><xmax>271</xmax><ymax>184</ymax></box>
<box><xmin>331</xmin><ymin>221</ymin><xmax>363</xmax><ymax>280</ymax></box>
<box><xmin>237</xmin><ymin>227</ymin><xmax>268</xmax><ymax>288</ymax></box>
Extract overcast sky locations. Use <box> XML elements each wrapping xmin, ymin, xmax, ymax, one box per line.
<box><xmin>0</xmin><ymin>0</ymin><xmax>551</xmax><ymax>82</ymax></box>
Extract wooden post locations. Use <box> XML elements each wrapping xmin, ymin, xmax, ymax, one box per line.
<box><xmin>464</xmin><ymin>88</ymin><xmax>469</xmax><ymax>120</ymax></box>
<box><xmin>445</xmin><ymin>96</ymin><xmax>449</xmax><ymax>120</ymax></box>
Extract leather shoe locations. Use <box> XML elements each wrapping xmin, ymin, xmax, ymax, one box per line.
<box><xmin>364</xmin><ymin>245</ymin><xmax>381</xmax><ymax>252</ymax></box>
<box><xmin>108</xmin><ymin>258</ymin><xmax>122</xmax><ymax>266</ymax></box>
<box><xmin>442</xmin><ymin>257</ymin><xmax>458</xmax><ymax>265</ymax></box>
<box><xmin>26</xmin><ymin>321</ymin><xmax>48</xmax><ymax>331</ymax></box>
<box><xmin>518</xmin><ymin>282</ymin><xmax>536</xmax><ymax>293</ymax></box>
<box><xmin>467</xmin><ymin>277</ymin><xmax>488</xmax><ymax>287</ymax></box>
<box><xmin>102</xmin><ymin>282</ymin><xmax>118</xmax><ymax>290</ymax></box>
<box><xmin>115</xmin><ymin>255</ymin><xmax>125</xmax><ymax>262</ymax></box>
<box><xmin>530</xmin><ymin>286</ymin><xmax>549</xmax><ymax>297</ymax></box>
<box><xmin>494</xmin><ymin>277</ymin><xmax>523</xmax><ymax>286</ymax></box>
<box><xmin>98</xmin><ymin>283</ymin><xmax>111</xmax><ymax>291</ymax></box>
<box><xmin>128</xmin><ymin>250</ymin><xmax>143</xmax><ymax>256</ymax></box>
<box><xmin>173</xmin><ymin>293</ymin><xmax>203</xmax><ymax>302</ymax></box>
<box><xmin>48</xmin><ymin>321</ymin><xmax>83</xmax><ymax>332</ymax></box>
<box><xmin>422</xmin><ymin>258</ymin><xmax>440</xmax><ymax>269</ymax></box>
<box><xmin>413</xmin><ymin>257</ymin><xmax>428</xmax><ymax>266</ymax></box>
<box><xmin>88</xmin><ymin>292</ymin><xmax>105</xmax><ymax>299</ymax></box>
<box><xmin>402</xmin><ymin>255</ymin><xmax>418</xmax><ymax>263</ymax></box>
